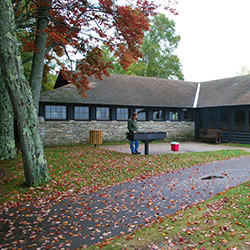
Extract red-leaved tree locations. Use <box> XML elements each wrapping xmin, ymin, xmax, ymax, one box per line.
<box><xmin>0</xmin><ymin>0</ymin><xmax>177</xmax><ymax>186</ymax></box>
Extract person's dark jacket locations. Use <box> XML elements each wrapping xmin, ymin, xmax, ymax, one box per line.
<box><xmin>128</xmin><ymin>118</ymin><xmax>138</xmax><ymax>135</ymax></box>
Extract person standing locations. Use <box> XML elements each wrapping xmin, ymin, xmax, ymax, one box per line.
<box><xmin>127</xmin><ymin>112</ymin><xmax>141</xmax><ymax>154</ymax></box>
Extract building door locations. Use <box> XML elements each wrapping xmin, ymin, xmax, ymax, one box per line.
<box><xmin>195</xmin><ymin>109</ymin><xmax>202</xmax><ymax>140</ymax></box>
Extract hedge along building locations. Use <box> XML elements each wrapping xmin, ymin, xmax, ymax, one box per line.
<box><xmin>38</xmin><ymin>73</ymin><xmax>250</xmax><ymax>145</ymax></box>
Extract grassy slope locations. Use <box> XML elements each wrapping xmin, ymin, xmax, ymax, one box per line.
<box><xmin>87</xmin><ymin>181</ymin><xmax>250</xmax><ymax>250</ymax></box>
<box><xmin>0</xmin><ymin>146</ymin><xmax>249</xmax><ymax>207</ymax></box>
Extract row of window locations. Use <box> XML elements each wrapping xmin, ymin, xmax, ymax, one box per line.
<box><xmin>45</xmin><ymin>105</ymin><xmax>192</xmax><ymax>121</ymax></box>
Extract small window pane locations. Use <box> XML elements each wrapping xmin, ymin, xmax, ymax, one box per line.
<box><xmin>75</xmin><ymin>112</ymin><xmax>79</xmax><ymax>119</ymax></box>
<box><xmin>74</xmin><ymin>106</ymin><xmax>89</xmax><ymax>120</ymax></box>
<box><xmin>117</xmin><ymin>108</ymin><xmax>128</xmax><ymax>120</ymax></box>
<box><xmin>169</xmin><ymin>110</ymin><xmax>179</xmax><ymax>120</ymax></box>
<box><xmin>136</xmin><ymin>108</ymin><xmax>147</xmax><ymax>120</ymax></box>
<box><xmin>183</xmin><ymin>109</ymin><xmax>192</xmax><ymax>121</ymax></box>
<box><xmin>45</xmin><ymin>105</ymin><xmax>67</xmax><ymax>119</ymax></box>
<box><xmin>220</xmin><ymin>109</ymin><xmax>228</xmax><ymax>130</ymax></box>
<box><xmin>208</xmin><ymin>109</ymin><xmax>217</xmax><ymax>128</ymax></box>
<box><xmin>153</xmin><ymin>109</ymin><xmax>164</xmax><ymax>120</ymax></box>
<box><xmin>235</xmin><ymin>110</ymin><xmax>245</xmax><ymax>131</ymax></box>
<box><xmin>96</xmin><ymin>107</ymin><xmax>110</xmax><ymax>120</ymax></box>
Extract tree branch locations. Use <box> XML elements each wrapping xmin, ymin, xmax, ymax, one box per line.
<box><xmin>63</xmin><ymin>45</ymin><xmax>74</xmax><ymax>72</ymax></box>
<box><xmin>45</xmin><ymin>42</ymin><xmax>57</xmax><ymax>55</ymax></box>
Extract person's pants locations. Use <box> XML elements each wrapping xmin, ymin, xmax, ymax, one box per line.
<box><xmin>130</xmin><ymin>140</ymin><xmax>139</xmax><ymax>154</ymax></box>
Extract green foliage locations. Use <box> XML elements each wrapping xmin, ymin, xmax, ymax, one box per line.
<box><xmin>20</xmin><ymin>52</ymin><xmax>56</xmax><ymax>92</ymax></box>
<box><xmin>42</xmin><ymin>73</ymin><xmax>57</xmax><ymax>92</ymax></box>
<box><xmin>101</xmin><ymin>45</ymin><xmax>126</xmax><ymax>74</ymax></box>
<box><xmin>237</xmin><ymin>65</ymin><xmax>250</xmax><ymax>76</ymax></box>
<box><xmin>104</xmin><ymin>14</ymin><xmax>184</xmax><ymax>80</ymax></box>
<box><xmin>17</xmin><ymin>30</ymin><xmax>56</xmax><ymax>92</ymax></box>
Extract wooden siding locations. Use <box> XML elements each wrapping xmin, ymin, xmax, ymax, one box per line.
<box><xmin>221</xmin><ymin>130</ymin><xmax>229</xmax><ymax>142</ymax></box>
<box><xmin>195</xmin><ymin>106</ymin><xmax>250</xmax><ymax>144</ymax></box>
<box><xmin>231</xmin><ymin>131</ymin><xmax>250</xmax><ymax>144</ymax></box>
<box><xmin>222</xmin><ymin>130</ymin><xmax>250</xmax><ymax>144</ymax></box>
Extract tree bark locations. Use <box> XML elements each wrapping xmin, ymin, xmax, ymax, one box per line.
<box><xmin>0</xmin><ymin>0</ymin><xmax>50</xmax><ymax>186</ymax></box>
<box><xmin>0</xmin><ymin>72</ymin><xmax>16</xmax><ymax>160</ymax></box>
<box><xmin>29</xmin><ymin>3</ymin><xmax>49</xmax><ymax>110</ymax></box>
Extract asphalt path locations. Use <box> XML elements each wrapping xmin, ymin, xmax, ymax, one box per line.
<box><xmin>102</xmin><ymin>141</ymin><xmax>250</xmax><ymax>155</ymax></box>
<box><xmin>1</xmin><ymin>157</ymin><xmax>250</xmax><ymax>249</ymax></box>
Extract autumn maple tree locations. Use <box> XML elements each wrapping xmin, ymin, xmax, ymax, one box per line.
<box><xmin>0</xmin><ymin>0</ymin><xmax>177</xmax><ymax>186</ymax></box>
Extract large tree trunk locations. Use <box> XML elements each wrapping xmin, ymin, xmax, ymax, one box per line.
<box><xmin>29</xmin><ymin>3</ymin><xmax>49</xmax><ymax>110</ymax></box>
<box><xmin>0</xmin><ymin>72</ymin><xmax>16</xmax><ymax>160</ymax></box>
<box><xmin>0</xmin><ymin>0</ymin><xmax>50</xmax><ymax>186</ymax></box>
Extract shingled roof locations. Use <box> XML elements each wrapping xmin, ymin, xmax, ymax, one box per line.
<box><xmin>40</xmin><ymin>73</ymin><xmax>250</xmax><ymax>108</ymax></box>
<box><xmin>40</xmin><ymin>74</ymin><xmax>198</xmax><ymax>108</ymax></box>
<box><xmin>198</xmin><ymin>75</ymin><xmax>250</xmax><ymax>107</ymax></box>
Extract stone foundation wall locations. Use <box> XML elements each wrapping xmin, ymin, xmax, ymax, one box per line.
<box><xmin>39</xmin><ymin>117</ymin><xmax>195</xmax><ymax>145</ymax></box>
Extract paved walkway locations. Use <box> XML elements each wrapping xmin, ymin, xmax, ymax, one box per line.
<box><xmin>102</xmin><ymin>141</ymin><xmax>250</xmax><ymax>155</ymax></box>
<box><xmin>1</xmin><ymin>156</ymin><xmax>250</xmax><ymax>249</ymax></box>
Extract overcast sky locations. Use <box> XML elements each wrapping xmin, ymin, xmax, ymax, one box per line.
<box><xmin>161</xmin><ymin>0</ymin><xmax>250</xmax><ymax>82</ymax></box>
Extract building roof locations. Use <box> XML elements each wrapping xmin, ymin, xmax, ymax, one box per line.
<box><xmin>40</xmin><ymin>73</ymin><xmax>250</xmax><ymax>108</ymax></box>
<box><xmin>198</xmin><ymin>75</ymin><xmax>250</xmax><ymax>107</ymax></box>
<box><xmin>40</xmin><ymin>74</ymin><xmax>198</xmax><ymax>108</ymax></box>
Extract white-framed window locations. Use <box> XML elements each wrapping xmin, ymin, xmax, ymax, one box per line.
<box><xmin>96</xmin><ymin>107</ymin><xmax>110</xmax><ymax>120</ymax></box>
<box><xmin>74</xmin><ymin>106</ymin><xmax>89</xmax><ymax>120</ymax></box>
<box><xmin>45</xmin><ymin>105</ymin><xmax>67</xmax><ymax>119</ymax></box>
<box><xmin>153</xmin><ymin>109</ymin><xmax>164</xmax><ymax>120</ymax></box>
<box><xmin>117</xmin><ymin>108</ymin><xmax>128</xmax><ymax>120</ymax></box>
<box><xmin>136</xmin><ymin>108</ymin><xmax>147</xmax><ymax>120</ymax></box>
<box><xmin>169</xmin><ymin>109</ymin><xmax>179</xmax><ymax>120</ymax></box>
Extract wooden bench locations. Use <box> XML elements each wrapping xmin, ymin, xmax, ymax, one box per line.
<box><xmin>199</xmin><ymin>129</ymin><xmax>222</xmax><ymax>144</ymax></box>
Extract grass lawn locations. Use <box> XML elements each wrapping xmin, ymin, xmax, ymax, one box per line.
<box><xmin>88</xmin><ymin>181</ymin><xmax>250</xmax><ymax>250</ymax></box>
<box><xmin>223</xmin><ymin>143</ymin><xmax>250</xmax><ymax>148</ymax></box>
<box><xmin>0</xmin><ymin>146</ymin><xmax>249</xmax><ymax>207</ymax></box>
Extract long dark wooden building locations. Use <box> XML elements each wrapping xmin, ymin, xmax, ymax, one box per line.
<box><xmin>195</xmin><ymin>75</ymin><xmax>250</xmax><ymax>143</ymax></box>
<box><xmin>39</xmin><ymin>73</ymin><xmax>250</xmax><ymax>144</ymax></box>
